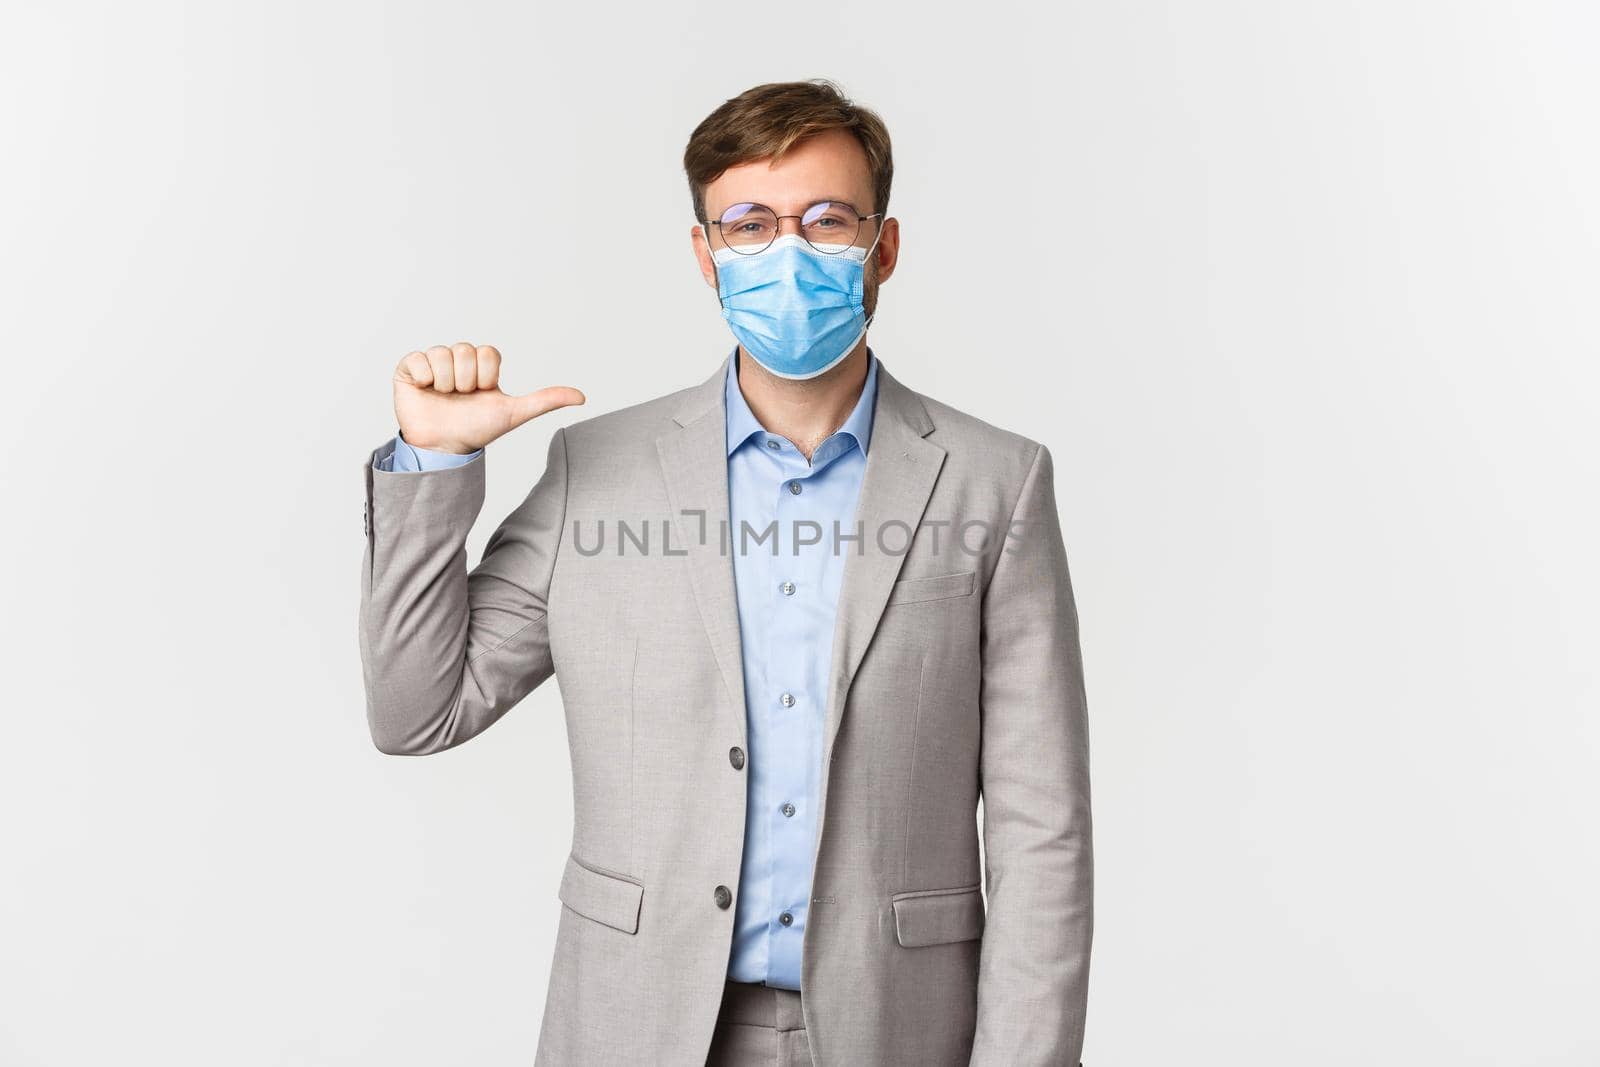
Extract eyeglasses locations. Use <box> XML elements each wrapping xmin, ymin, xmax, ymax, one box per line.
<box><xmin>703</xmin><ymin>200</ymin><xmax>884</xmax><ymax>255</ymax></box>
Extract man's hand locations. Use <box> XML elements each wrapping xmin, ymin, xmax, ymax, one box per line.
<box><xmin>393</xmin><ymin>342</ymin><xmax>586</xmax><ymax>454</ymax></box>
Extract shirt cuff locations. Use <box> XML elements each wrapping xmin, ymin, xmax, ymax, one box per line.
<box><xmin>381</xmin><ymin>430</ymin><xmax>483</xmax><ymax>472</ymax></box>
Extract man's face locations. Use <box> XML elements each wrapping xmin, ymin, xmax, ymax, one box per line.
<box><xmin>692</xmin><ymin>128</ymin><xmax>900</xmax><ymax>320</ymax></box>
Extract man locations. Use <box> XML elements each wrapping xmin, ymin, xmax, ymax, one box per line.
<box><xmin>358</xmin><ymin>79</ymin><xmax>1092</xmax><ymax>1065</ymax></box>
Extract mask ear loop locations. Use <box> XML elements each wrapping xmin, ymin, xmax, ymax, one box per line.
<box><xmin>858</xmin><ymin>213</ymin><xmax>887</xmax><ymax>333</ymax></box>
<box><xmin>703</xmin><ymin>216</ymin><xmax>727</xmax><ymax>314</ymax></box>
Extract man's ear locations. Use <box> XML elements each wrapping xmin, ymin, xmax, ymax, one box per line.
<box><xmin>872</xmin><ymin>216</ymin><xmax>900</xmax><ymax>285</ymax></box>
<box><xmin>691</xmin><ymin>225</ymin><xmax>717</xmax><ymax>289</ymax></box>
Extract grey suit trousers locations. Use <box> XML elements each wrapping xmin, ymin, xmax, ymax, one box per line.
<box><xmin>706</xmin><ymin>980</ymin><xmax>811</xmax><ymax>1067</ymax></box>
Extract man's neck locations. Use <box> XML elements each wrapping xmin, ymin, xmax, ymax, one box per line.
<box><xmin>734</xmin><ymin>343</ymin><xmax>871</xmax><ymax>462</ymax></box>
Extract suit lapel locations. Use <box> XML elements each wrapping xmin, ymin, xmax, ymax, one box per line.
<box><xmin>656</xmin><ymin>358</ymin><xmax>748</xmax><ymax>746</ymax></box>
<box><xmin>821</xmin><ymin>362</ymin><xmax>946</xmax><ymax>762</ymax></box>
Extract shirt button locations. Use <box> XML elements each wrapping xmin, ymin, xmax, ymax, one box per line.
<box><xmin>714</xmin><ymin>885</ymin><xmax>732</xmax><ymax>909</ymax></box>
<box><xmin>788</xmin><ymin>480</ymin><xmax>803</xmax><ymax>495</ymax></box>
<box><xmin>780</xmin><ymin>581</ymin><xmax>796</xmax><ymax>596</ymax></box>
<box><xmin>766</xmin><ymin>439</ymin><xmax>781</xmax><ymax>450</ymax></box>
<box><xmin>779</xmin><ymin>692</ymin><xmax>795</xmax><ymax>708</ymax></box>
<box><xmin>729</xmin><ymin>746</ymin><xmax>745</xmax><ymax>770</ymax></box>
<box><xmin>779</xmin><ymin>911</ymin><xmax>794</xmax><ymax>926</ymax></box>
<box><xmin>781</xmin><ymin>802</ymin><xmax>795</xmax><ymax>817</ymax></box>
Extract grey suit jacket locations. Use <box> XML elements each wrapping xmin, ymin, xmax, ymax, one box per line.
<box><xmin>358</xmin><ymin>356</ymin><xmax>1093</xmax><ymax>1065</ymax></box>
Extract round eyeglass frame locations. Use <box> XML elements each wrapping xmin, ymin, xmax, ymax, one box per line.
<box><xmin>703</xmin><ymin>200</ymin><xmax>885</xmax><ymax>255</ymax></box>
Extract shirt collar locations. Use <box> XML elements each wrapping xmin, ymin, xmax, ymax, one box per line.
<box><xmin>723</xmin><ymin>347</ymin><xmax>879</xmax><ymax>460</ymax></box>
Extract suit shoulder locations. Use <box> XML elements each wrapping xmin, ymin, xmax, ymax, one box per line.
<box><xmin>914</xmin><ymin>387</ymin><xmax>1044</xmax><ymax>482</ymax></box>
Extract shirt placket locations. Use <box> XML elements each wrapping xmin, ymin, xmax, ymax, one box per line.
<box><xmin>765</xmin><ymin>440</ymin><xmax>818</xmax><ymax>981</ymax></box>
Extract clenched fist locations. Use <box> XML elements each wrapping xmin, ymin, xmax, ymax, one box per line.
<box><xmin>393</xmin><ymin>342</ymin><xmax>585</xmax><ymax>454</ymax></box>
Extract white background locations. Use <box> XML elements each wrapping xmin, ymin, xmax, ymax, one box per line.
<box><xmin>2</xmin><ymin>2</ymin><xmax>1595</xmax><ymax>1064</ymax></box>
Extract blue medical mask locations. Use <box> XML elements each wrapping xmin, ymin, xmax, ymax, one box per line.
<box><xmin>711</xmin><ymin>228</ymin><xmax>883</xmax><ymax>380</ymax></box>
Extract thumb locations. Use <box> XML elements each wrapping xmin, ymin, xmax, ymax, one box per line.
<box><xmin>504</xmin><ymin>385</ymin><xmax>587</xmax><ymax>429</ymax></box>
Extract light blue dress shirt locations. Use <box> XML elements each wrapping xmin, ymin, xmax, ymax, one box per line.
<box><xmin>722</xmin><ymin>349</ymin><xmax>876</xmax><ymax>989</ymax></box>
<box><xmin>376</xmin><ymin>349</ymin><xmax>879</xmax><ymax>991</ymax></box>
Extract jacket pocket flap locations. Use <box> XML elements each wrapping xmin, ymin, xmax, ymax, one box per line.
<box><xmin>891</xmin><ymin>884</ymin><xmax>985</xmax><ymax>948</ymax></box>
<box><xmin>887</xmin><ymin>570</ymin><xmax>976</xmax><ymax>606</ymax></box>
<box><xmin>558</xmin><ymin>852</ymin><xmax>644</xmax><ymax>934</ymax></box>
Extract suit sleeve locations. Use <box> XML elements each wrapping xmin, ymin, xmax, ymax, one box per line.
<box><xmin>970</xmin><ymin>442</ymin><xmax>1093</xmax><ymax>1065</ymax></box>
<box><xmin>357</xmin><ymin>427</ymin><xmax>569</xmax><ymax>755</ymax></box>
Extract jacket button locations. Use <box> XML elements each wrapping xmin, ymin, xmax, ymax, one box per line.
<box><xmin>729</xmin><ymin>746</ymin><xmax>745</xmax><ymax>770</ymax></box>
<box><xmin>714</xmin><ymin>885</ymin><xmax>732</xmax><ymax>909</ymax></box>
